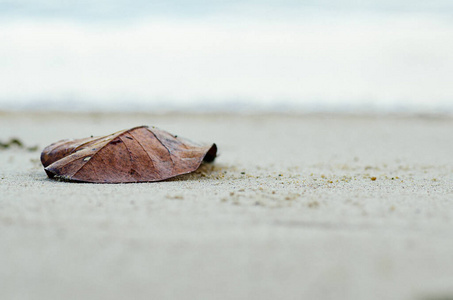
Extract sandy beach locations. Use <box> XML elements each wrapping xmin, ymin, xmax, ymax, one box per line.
<box><xmin>1</xmin><ymin>111</ymin><xmax>453</xmax><ymax>300</ymax></box>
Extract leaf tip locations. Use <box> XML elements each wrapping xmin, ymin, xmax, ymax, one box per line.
<box><xmin>203</xmin><ymin>144</ymin><xmax>217</xmax><ymax>163</ymax></box>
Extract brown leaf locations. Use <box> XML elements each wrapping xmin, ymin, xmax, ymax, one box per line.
<box><xmin>40</xmin><ymin>126</ymin><xmax>217</xmax><ymax>183</ymax></box>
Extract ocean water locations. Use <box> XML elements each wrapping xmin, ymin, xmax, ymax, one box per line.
<box><xmin>0</xmin><ymin>0</ymin><xmax>452</xmax><ymax>112</ymax></box>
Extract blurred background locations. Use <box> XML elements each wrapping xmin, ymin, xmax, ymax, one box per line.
<box><xmin>0</xmin><ymin>0</ymin><xmax>452</xmax><ymax>113</ymax></box>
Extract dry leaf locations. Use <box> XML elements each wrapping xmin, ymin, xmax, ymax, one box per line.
<box><xmin>41</xmin><ymin>126</ymin><xmax>217</xmax><ymax>183</ymax></box>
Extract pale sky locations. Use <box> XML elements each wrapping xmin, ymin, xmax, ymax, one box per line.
<box><xmin>0</xmin><ymin>1</ymin><xmax>452</xmax><ymax>111</ymax></box>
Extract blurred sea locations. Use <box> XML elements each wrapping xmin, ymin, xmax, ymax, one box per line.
<box><xmin>0</xmin><ymin>0</ymin><xmax>452</xmax><ymax>113</ymax></box>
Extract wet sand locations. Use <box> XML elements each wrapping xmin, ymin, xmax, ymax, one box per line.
<box><xmin>1</xmin><ymin>111</ymin><xmax>453</xmax><ymax>300</ymax></box>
